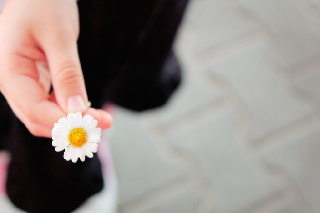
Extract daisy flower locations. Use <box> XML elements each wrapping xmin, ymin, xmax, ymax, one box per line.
<box><xmin>52</xmin><ymin>112</ymin><xmax>101</xmax><ymax>163</ymax></box>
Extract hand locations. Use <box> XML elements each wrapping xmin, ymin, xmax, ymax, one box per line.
<box><xmin>0</xmin><ymin>0</ymin><xmax>112</xmax><ymax>137</ymax></box>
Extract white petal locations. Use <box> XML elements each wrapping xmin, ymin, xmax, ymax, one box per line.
<box><xmin>87</xmin><ymin>136</ymin><xmax>101</xmax><ymax>143</ymax></box>
<box><xmin>87</xmin><ymin>128</ymin><xmax>101</xmax><ymax>136</ymax></box>
<box><xmin>55</xmin><ymin>144</ymin><xmax>67</xmax><ymax>152</ymax></box>
<box><xmin>83</xmin><ymin>120</ymin><xmax>98</xmax><ymax>131</ymax></box>
<box><xmin>64</xmin><ymin>155</ymin><xmax>70</xmax><ymax>161</ymax></box>
<box><xmin>87</xmin><ymin>128</ymin><xmax>101</xmax><ymax>143</ymax></box>
<box><xmin>71</xmin><ymin>147</ymin><xmax>83</xmax><ymax>163</ymax></box>
<box><xmin>74</xmin><ymin>112</ymin><xmax>82</xmax><ymax>127</ymax></box>
<box><xmin>67</xmin><ymin>113</ymin><xmax>77</xmax><ymax>129</ymax></box>
<box><xmin>58</xmin><ymin>117</ymin><xmax>71</xmax><ymax>131</ymax></box>
<box><xmin>52</xmin><ymin>135</ymin><xmax>62</xmax><ymax>142</ymax></box>
<box><xmin>67</xmin><ymin>146</ymin><xmax>77</xmax><ymax>161</ymax></box>
<box><xmin>51</xmin><ymin>123</ymin><xmax>60</xmax><ymax>133</ymax></box>
<box><xmin>52</xmin><ymin>140</ymin><xmax>62</xmax><ymax>146</ymax></box>
<box><xmin>51</xmin><ymin>130</ymin><xmax>59</xmax><ymax>136</ymax></box>
<box><xmin>52</xmin><ymin>125</ymin><xmax>70</xmax><ymax>139</ymax></box>
<box><xmin>83</xmin><ymin>144</ymin><xmax>94</xmax><ymax>158</ymax></box>
<box><xmin>76</xmin><ymin>147</ymin><xmax>82</xmax><ymax>158</ymax></box>
<box><xmin>84</xmin><ymin>120</ymin><xmax>98</xmax><ymax>131</ymax></box>
<box><xmin>52</xmin><ymin>126</ymin><xmax>68</xmax><ymax>136</ymax></box>
<box><xmin>52</xmin><ymin>135</ymin><xmax>63</xmax><ymax>142</ymax></box>
<box><xmin>80</xmin><ymin>151</ymin><xmax>86</xmax><ymax>162</ymax></box>
<box><xmin>52</xmin><ymin>130</ymin><xmax>69</xmax><ymax>141</ymax></box>
<box><xmin>71</xmin><ymin>154</ymin><xmax>78</xmax><ymax>163</ymax></box>
<box><xmin>86</xmin><ymin>143</ymin><xmax>98</xmax><ymax>153</ymax></box>
<box><xmin>80</xmin><ymin>114</ymin><xmax>94</xmax><ymax>129</ymax></box>
<box><xmin>52</xmin><ymin>139</ymin><xmax>68</xmax><ymax>147</ymax></box>
<box><xmin>64</xmin><ymin>146</ymin><xmax>72</xmax><ymax>161</ymax></box>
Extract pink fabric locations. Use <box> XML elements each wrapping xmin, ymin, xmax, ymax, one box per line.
<box><xmin>97</xmin><ymin>140</ymin><xmax>116</xmax><ymax>178</ymax></box>
<box><xmin>0</xmin><ymin>152</ymin><xmax>9</xmax><ymax>194</ymax></box>
<box><xmin>98</xmin><ymin>103</ymin><xmax>116</xmax><ymax>178</ymax></box>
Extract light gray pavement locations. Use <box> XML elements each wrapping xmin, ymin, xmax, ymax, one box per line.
<box><xmin>108</xmin><ymin>0</ymin><xmax>320</xmax><ymax>212</ymax></box>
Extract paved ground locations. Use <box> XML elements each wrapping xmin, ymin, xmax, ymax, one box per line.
<box><xmin>109</xmin><ymin>0</ymin><xmax>320</xmax><ymax>212</ymax></box>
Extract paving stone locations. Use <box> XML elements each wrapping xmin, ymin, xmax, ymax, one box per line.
<box><xmin>267</xmin><ymin>205</ymin><xmax>298</xmax><ymax>213</ymax></box>
<box><xmin>126</xmin><ymin>185</ymin><xmax>200</xmax><ymax>213</ymax></box>
<box><xmin>261</xmin><ymin>122</ymin><xmax>320</xmax><ymax>213</ymax></box>
<box><xmin>293</xmin><ymin>69</ymin><xmax>320</xmax><ymax>107</ymax></box>
<box><xmin>208</xmin><ymin>41</ymin><xmax>311</xmax><ymax>140</ymax></box>
<box><xmin>260</xmin><ymin>204</ymin><xmax>298</xmax><ymax>213</ymax></box>
<box><xmin>109</xmin><ymin>109</ymin><xmax>187</xmax><ymax>204</ymax></box>
<box><xmin>239</xmin><ymin>0</ymin><xmax>320</xmax><ymax>68</ymax></box>
<box><xmin>185</xmin><ymin>0</ymin><xmax>253</xmax><ymax>52</ymax></box>
<box><xmin>169</xmin><ymin>106</ymin><xmax>283</xmax><ymax>213</ymax></box>
<box><xmin>256</xmin><ymin>198</ymin><xmax>299</xmax><ymax>213</ymax></box>
<box><xmin>309</xmin><ymin>0</ymin><xmax>320</xmax><ymax>5</ymax></box>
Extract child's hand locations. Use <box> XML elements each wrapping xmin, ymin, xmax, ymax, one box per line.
<box><xmin>0</xmin><ymin>0</ymin><xmax>112</xmax><ymax>137</ymax></box>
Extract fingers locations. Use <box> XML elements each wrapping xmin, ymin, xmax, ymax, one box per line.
<box><xmin>1</xmin><ymin>58</ymin><xmax>112</xmax><ymax>138</ymax></box>
<box><xmin>0</xmin><ymin>56</ymin><xmax>64</xmax><ymax>136</ymax></box>
<box><xmin>5</xmin><ymin>85</ymin><xmax>66</xmax><ymax>138</ymax></box>
<box><xmin>84</xmin><ymin>108</ymin><xmax>113</xmax><ymax>130</ymax></box>
<box><xmin>40</xmin><ymin>31</ymin><xmax>88</xmax><ymax>114</ymax></box>
<box><xmin>35</xmin><ymin>2</ymin><xmax>85</xmax><ymax>114</ymax></box>
<box><xmin>49</xmin><ymin>92</ymin><xmax>113</xmax><ymax>130</ymax></box>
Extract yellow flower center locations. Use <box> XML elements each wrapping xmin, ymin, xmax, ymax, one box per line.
<box><xmin>68</xmin><ymin>128</ymin><xmax>87</xmax><ymax>147</ymax></box>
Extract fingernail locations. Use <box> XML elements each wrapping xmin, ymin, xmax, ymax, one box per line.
<box><xmin>67</xmin><ymin>95</ymin><xmax>86</xmax><ymax>112</ymax></box>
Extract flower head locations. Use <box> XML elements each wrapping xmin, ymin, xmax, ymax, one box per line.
<box><xmin>52</xmin><ymin>112</ymin><xmax>101</xmax><ymax>163</ymax></box>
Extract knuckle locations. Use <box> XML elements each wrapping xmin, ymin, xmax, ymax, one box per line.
<box><xmin>54</xmin><ymin>65</ymin><xmax>82</xmax><ymax>86</ymax></box>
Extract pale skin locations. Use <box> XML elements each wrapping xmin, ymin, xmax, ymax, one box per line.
<box><xmin>0</xmin><ymin>0</ymin><xmax>113</xmax><ymax>138</ymax></box>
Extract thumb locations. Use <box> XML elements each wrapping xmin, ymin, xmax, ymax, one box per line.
<box><xmin>44</xmin><ymin>38</ymin><xmax>88</xmax><ymax>114</ymax></box>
